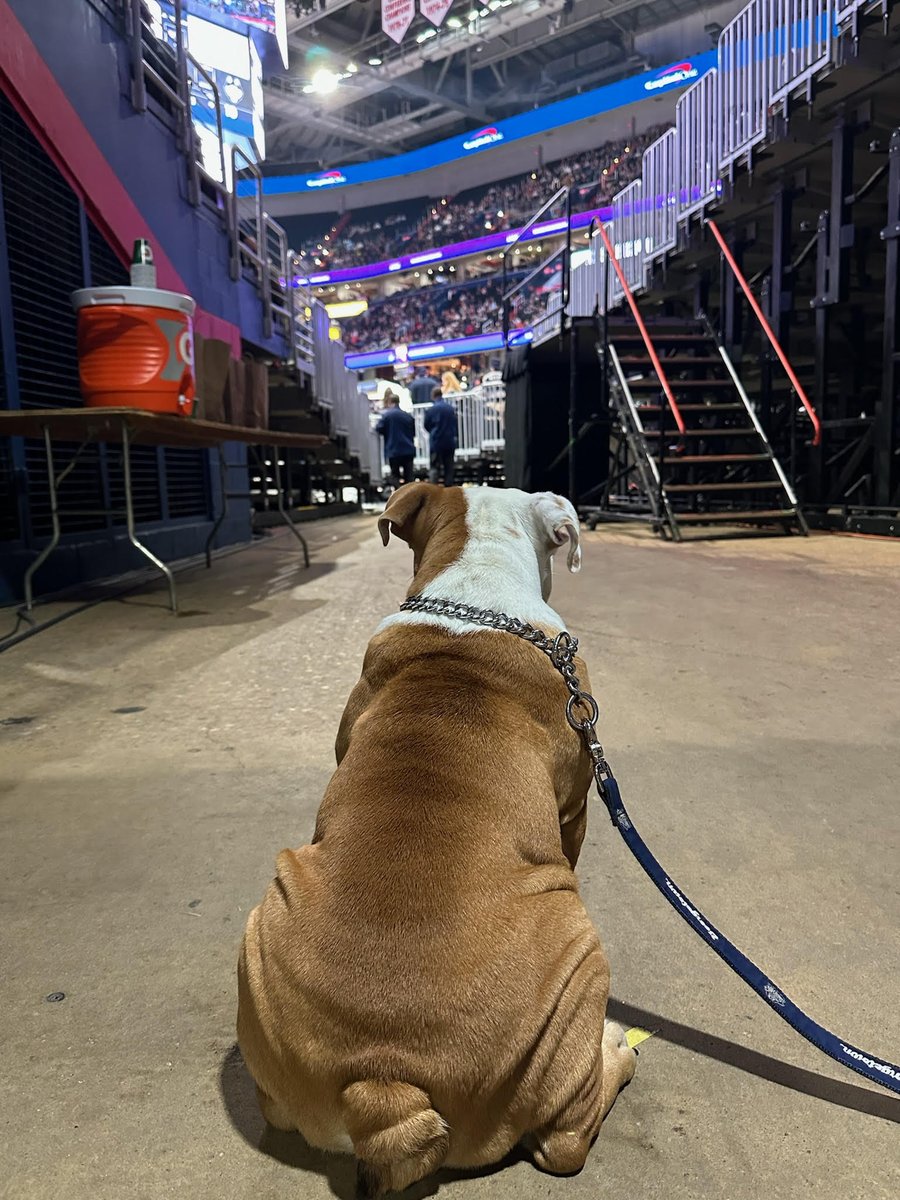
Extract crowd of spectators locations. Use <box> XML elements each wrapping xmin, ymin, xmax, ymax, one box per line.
<box><xmin>342</xmin><ymin>273</ymin><xmax>553</xmax><ymax>352</ymax></box>
<box><xmin>301</xmin><ymin>127</ymin><xmax>667</xmax><ymax>273</ymax></box>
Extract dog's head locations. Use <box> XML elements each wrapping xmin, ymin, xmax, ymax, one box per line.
<box><xmin>378</xmin><ymin>484</ymin><xmax>581</xmax><ymax>599</ymax></box>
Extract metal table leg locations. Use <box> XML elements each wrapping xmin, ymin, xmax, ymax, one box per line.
<box><xmin>22</xmin><ymin>426</ymin><xmax>61</xmax><ymax>615</ymax></box>
<box><xmin>272</xmin><ymin>443</ymin><xmax>310</xmax><ymax>568</ymax></box>
<box><xmin>249</xmin><ymin>444</ymin><xmax>309</xmax><ymax>568</ymax></box>
<box><xmin>205</xmin><ymin>445</ymin><xmax>228</xmax><ymax>568</ymax></box>
<box><xmin>122</xmin><ymin>422</ymin><xmax>178</xmax><ymax>613</ymax></box>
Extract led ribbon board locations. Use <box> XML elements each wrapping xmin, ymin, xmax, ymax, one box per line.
<box><xmin>249</xmin><ymin>51</ymin><xmax>717</xmax><ymax>198</ymax></box>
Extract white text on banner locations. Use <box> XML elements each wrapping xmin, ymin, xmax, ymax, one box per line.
<box><xmin>420</xmin><ymin>0</ymin><xmax>453</xmax><ymax>26</ymax></box>
<box><xmin>382</xmin><ymin>0</ymin><xmax>416</xmax><ymax>44</ymax></box>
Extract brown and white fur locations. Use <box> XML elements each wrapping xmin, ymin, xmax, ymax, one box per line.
<box><xmin>237</xmin><ymin>483</ymin><xmax>636</xmax><ymax>1197</ymax></box>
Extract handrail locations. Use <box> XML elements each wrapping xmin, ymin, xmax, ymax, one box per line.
<box><xmin>593</xmin><ymin>222</ymin><xmax>686</xmax><ymax>435</ymax></box>
<box><xmin>608</xmin><ymin>344</ymin><xmax>662</xmax><ymax>489</ymax></box>
<box><xmin>186</xmin><ymin>51</ymin><xmax>226</xmax><ymax>190</ymax></box>
<box><xmin>230</xmin><ymin>145</ymin><xmax>272</xmax><ymax>337</ymax></box>
<box><xmin>500</xmin><ymin>186</ymin><xmax>569</xmax><ymax>271</ymax></box>
<box><xmin>501</xmin><ymin>185</ymin><xmax>570</xmax><ymax>343</ymax></box>
<box><xmin>707</xmin><ymin>218</ymin><xmax>821</xmax><ymax>446</ymax></box>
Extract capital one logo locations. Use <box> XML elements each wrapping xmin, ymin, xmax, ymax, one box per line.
<box><xmin>644</xmin><ymin>61</ymin><xmax>699</xmax><ymax>92</ymax></box>
<box><xmin>462</xmin><ymin>126</ymin><xmax>504</xmax><ymax>151</ymax></box>
<box><xmin>307</xmin><ymin>170</ymin><xmax>347</xmax><ymax>188</ymax></box>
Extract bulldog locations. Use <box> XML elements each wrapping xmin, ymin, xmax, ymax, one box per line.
<box><xmin>237</xmin><ymin>483</ymin><xmax>635</xmax><ymax>1196</ymax></box>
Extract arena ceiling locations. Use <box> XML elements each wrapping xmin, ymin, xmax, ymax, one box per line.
<box><xmin>264</xmin><ymin>0</ymin><xmax>727</xmax><ymax>168</ymax></box>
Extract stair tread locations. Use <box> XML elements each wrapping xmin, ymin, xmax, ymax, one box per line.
<box><xmin>642</xmin><ymin>428</ymin><xmax>758</xmax><ymax>437</ymax></box>
<box><xmin>674</xmin><ymin>509</ymin><xmax>797</xmax><ymax>522</ymax></box>
<box><xmin>636</xmin><ymin>403</ymin><xmax>743</xmax><ymax>412</ymax></box>
<box><xmin>665</xmin><ymin>481</ymin><xmax>784</xmax><ymax>493</ymax></box>
<box><xmin>618</xmin><ymin>356</ymin><xmax>722</xmax><ymax>365</ymax></box>
<box><xmin>649</xmin><ymin>453</ymin><xmax>770</xmax><ymax>463</ymax></box>
<box><xmin>628</xmin><ymin>378</ymin><xmax>733</xmax><ymax>389</ymax></box>
<box><xmin>613</xmin><ymin>333</ymin><xmax>709</xmax><ymax>343</ymax></box>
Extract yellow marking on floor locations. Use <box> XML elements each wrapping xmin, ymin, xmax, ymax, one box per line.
<box><xmin>626</xmin><ymin>1027</ymin><xmax>654</xmax><ymax>1050</ymax></box>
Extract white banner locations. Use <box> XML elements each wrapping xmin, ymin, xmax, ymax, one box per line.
<box><xmin>382</xmin><ymin>0</ymin><xmax>416</xmax><ymax>44</ymax></box>
<box><xmin>420</xmin><ymin>0</ymin><xmax>454</xmax><ymax>26</ymax></box>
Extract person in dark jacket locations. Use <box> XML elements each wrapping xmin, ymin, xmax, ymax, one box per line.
<box><xmin>424</xmin><ymin>387</ymin><xmax>458</xmax><ymax>486</ymax></box>
<box><xmin>409</xmin><ymin>367</ymin><xmax>436</xmax><ymax>407</ymax></box>
<box><xmin>376</xmin><ymin>393</ymin><xmax>416</xmax><ymax>489</ymax></box>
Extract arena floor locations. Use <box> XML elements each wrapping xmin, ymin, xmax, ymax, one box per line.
<box><xmin>2</xmin><ymin>515</ymin><xmax>898</xmax><ymax>1199</ymax></box>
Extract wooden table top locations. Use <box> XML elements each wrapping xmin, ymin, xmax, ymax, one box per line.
<box><xmin>0</xmin><ymin>407</ymin><xmax>328</xmax><ymax>449</ymax></box>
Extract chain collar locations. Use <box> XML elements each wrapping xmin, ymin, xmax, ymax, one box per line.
<box><xmin>398</xmin><ymin>594</ymin><xmax>611</xmax><ymax>790</ymax></box>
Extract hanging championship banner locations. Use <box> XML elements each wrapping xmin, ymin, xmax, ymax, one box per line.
<box><xmin>420</xmin><ymin>0</ymin><xmax>454</xmax><ymax>26</ymax></box>
<box><xmin>382</xmin><ymin>0</ymin><xmax>416</xmax><ymax>44</ymax></box>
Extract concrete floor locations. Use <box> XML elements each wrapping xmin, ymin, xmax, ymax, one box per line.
<box><xmin>1</xmin><ymin>516</ymin><xmax>898</xmax><ymax>1199</ymax></box>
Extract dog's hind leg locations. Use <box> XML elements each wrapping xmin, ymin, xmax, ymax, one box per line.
<box><xmin>531</xmin><ymin>1018</ymin><xmax>635</xmax><ymax>1174</ymax></box>
<box><xmin>256</xmin><ymin>1085</ymin><xmax>296</xmax><ymax>1132</ymax></box>
<box><xmin>527</xmin><ymin>945</ymin><xmax>636</xmax><ymax>1176</ymax></box>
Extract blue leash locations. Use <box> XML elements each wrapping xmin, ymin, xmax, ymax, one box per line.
<box><xmin>397</xmin><ymin>596</ymin><xmax>900</xmax><ymax>1097</ymax></box>
<box><xmin>597</xmin><ymin>765</ymin><xmax>900</xmax><ymax>1096</ymax></box>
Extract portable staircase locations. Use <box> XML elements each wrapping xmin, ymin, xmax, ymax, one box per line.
<box><xmin>581</xmin><ymin>220</ymin><xmax>813</xmax><ymax>540</ymax></box>
<box><xmin>598</xmin><ymin>318</ymin><xmax>808</xmax><ymax>540</ymax></box>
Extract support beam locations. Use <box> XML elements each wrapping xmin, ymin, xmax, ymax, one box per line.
<box><xmin>811</xmin><ymin>208</ymin><xmax>829</xmax><ymax>500</ymax></box>
<box><xmin>720</xmin><ymin>229</ymin><xmax>744</xmax><ymax>362</ymax></box>
<box><xmin>876</xmin><ymin>128</ymin><xmax>900</xmax><ymax>506</ymax></box>
<box><xmin>760</xmin><ymin>186</ymin><xmax>793</xmax><ymax>431</ymax></box>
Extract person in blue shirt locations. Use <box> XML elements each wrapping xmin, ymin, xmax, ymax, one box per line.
<box><xmin>424</xmin><ymin>387</ymin><xmax>458</xmax><ymax>487</ymax></box>
<box><xmin>376</xmin><ymin>392</ymin><xmax>417</xmax><ymax>489</ymax></box>
<box><xmin>409</xmin><ymin>367</ymin><xmax>436</xmax><ymax>407</ymax></box>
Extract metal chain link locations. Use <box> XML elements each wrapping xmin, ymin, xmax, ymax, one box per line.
<box><xmin>398</xmin><ymin>594</ymin><xmax>612</xmax><ymax>790</ymax></box>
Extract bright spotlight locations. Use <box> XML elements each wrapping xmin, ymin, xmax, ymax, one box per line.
<box><xmin>311</xmin><ymin>68</ymin><xmax>340</xmax><ymax>95</ymax></box>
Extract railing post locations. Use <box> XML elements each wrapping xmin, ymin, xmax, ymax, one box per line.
<box><xmin>256</xmin><ymin>178</ymin><xmax>271</xmax><ymax>339</ymax></box>
<box><xmin>876</xmin><ymin>127</ymin><xmax>900</xmax><ymax>506</ymax></box>
<box><xmin>228</xmin><ymin>145</ymin><xmax>240</xmax><ymax>281</ymax></box>
<box><xmin>129</xmin><ymin>0</ymin><xmax>147</xmax><ymax>112</ymax></box>
<box><xmin>172</xmin><ymin>0</ymin><xmax>189</xmax><ymax>152</ymax></box>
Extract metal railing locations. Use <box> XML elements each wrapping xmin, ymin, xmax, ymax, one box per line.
<box><xmin>405</xmin><ymin>381</ymin><xmax>506</xmax><ymax>473</ymax></box>
<box><xmin>642</xmin><ymin>129</ymin><xmax>678</xmax><ymax>268</ymax></box>
<box><xmin>770</xmin><ymin>0</ymin><xmax>835</xmax><ymax>106</ymax></box>
<box><xmin>186</xmin><ymin>52</ymin><xmax>227</xmax><ymax>194</ymax></box>
<box><xmin>128</xmin><ymin>0</ymin><xmax>187</xmax><ymax>140</ymax></box>
<box><xmin>676</xmin><ymin>67</ymin><xmax>721</xmax><ymax>223</ymax></box>
<box><xmin>707</xmin><ymin>218</ymin><xmax>821</xmax><ymax>445</ymax></box>
<box><xmin>502</xmin><ymin>187</ymin><xmax>570</xmax><ymax>344</ymax></box>
<box><xmin>561</xmin><ymin>0</ymin><xmax>849</xmax><ymax>320</ymax></box>
<box><xmin>593</xmin><ymin>222</ymin><xmax>686</xmax><ymax>436</ymax></box>
<box><xmin>229</xmin><ymin>145</ymin><xmax>273</xmax><ymax>340</ymax></box>
<box><xmin>113</xmin><ymin>0</ymin><xmax>355</xmax><ymax>435</ymax></box>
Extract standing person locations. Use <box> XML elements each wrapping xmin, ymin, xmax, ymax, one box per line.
<box><xmin>424</xmin><ymin>386</ymin><xmax>458</xmax><ymax>487</ymax></box>
<box><xmin>441</xmin><ymin>368</ymin><xmax>462</xmax><ymax>395</ymax></box>
<box><xmin>409</xmin><ymin>366</ymin><xmax>435</xmax><ymax>406</ymax></box>
<box><xmin>376</xmin><ymin>392</ymin><xmax>416</xmax><ymax>489</ymax></box>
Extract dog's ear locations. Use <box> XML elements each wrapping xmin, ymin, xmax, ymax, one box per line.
<box><xmin>377</xmin><ymin>482</ymin><xmax>434</xmax><ymax>547</ymax></box>
<box><xmin>534</xmin><ymin>493</ymin><xmax>582</xmax><ymax>573</ymax></box>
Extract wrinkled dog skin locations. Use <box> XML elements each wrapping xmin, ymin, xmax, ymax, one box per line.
<box><xmin>238</xmin><ymin>484</ymin><xmax>635</xmax><ymax>1196</ymax></box>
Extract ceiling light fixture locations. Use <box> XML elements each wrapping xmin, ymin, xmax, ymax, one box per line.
<box><xmin>368</xmin><ymin>56</ymin><xmax>383</xmax><ymax>66</ymax></box>
<box><xmin>310</xmin><ymin>68</ymin><xmax>340</xmax><ymax>94</ymax></box>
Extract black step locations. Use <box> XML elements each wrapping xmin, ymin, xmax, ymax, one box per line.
<box><xmin>649</xmin><ymin>453</ymin><xmax>770</xmax><ymax>463</ymax></box>
<box><xmin>665</xmin><ymin>480</ymin><xmax>784</xmax><ymax>493</ymax></box>
<box><xmin>614</xmin><ymin>332</ymin><xmax>709</xmax><ymax>344</ymax></box>
<box><xmin>627</xmin><ymin>377</ymin><xmax>734</xmax><ymax>390</ymax></box>
<box><xmin>618</xmin><ymin>355</ymin><xmax>722</xmax><ymax>366</ymax></box>
<box><xmin>674</xmin><ymin>509</ymin><xmax>797</xmax><ymax>523</ymax></box>
<box><xmin>636</xmin><ymin>403</ymin><xmax>743</xmax><ymax>413</ymax></box>
<box><xmin>642</xmin><ymin>428</ymin><xmax>757</xmax><ymax>438</ymax></box>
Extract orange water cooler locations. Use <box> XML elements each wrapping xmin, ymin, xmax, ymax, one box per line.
<box><xmin>71</xmin><ymin>286</ymin><xmax>197</xmax><ymax>416</ymax></box>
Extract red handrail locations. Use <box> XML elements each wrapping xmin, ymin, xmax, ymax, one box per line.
<box><xmin>594</xmin><ymin>222</ymin><xmax>686</xmax><ymax>435</ymax></box>
<box><xmin>707</xmin><ymin>219</ymin><xmax>821</xmax><ymax>447</ymax></box>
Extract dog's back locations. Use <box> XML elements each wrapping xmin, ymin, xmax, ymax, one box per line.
<box><xmin>238</xmin><ymin>486</ymin><xmax>634</xmax><ymax>1194</ymax></box>
<box><xmin>238</xmin><ymin>623</ymin><xmax>600</xmax><ymax>1192</ymax></box>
